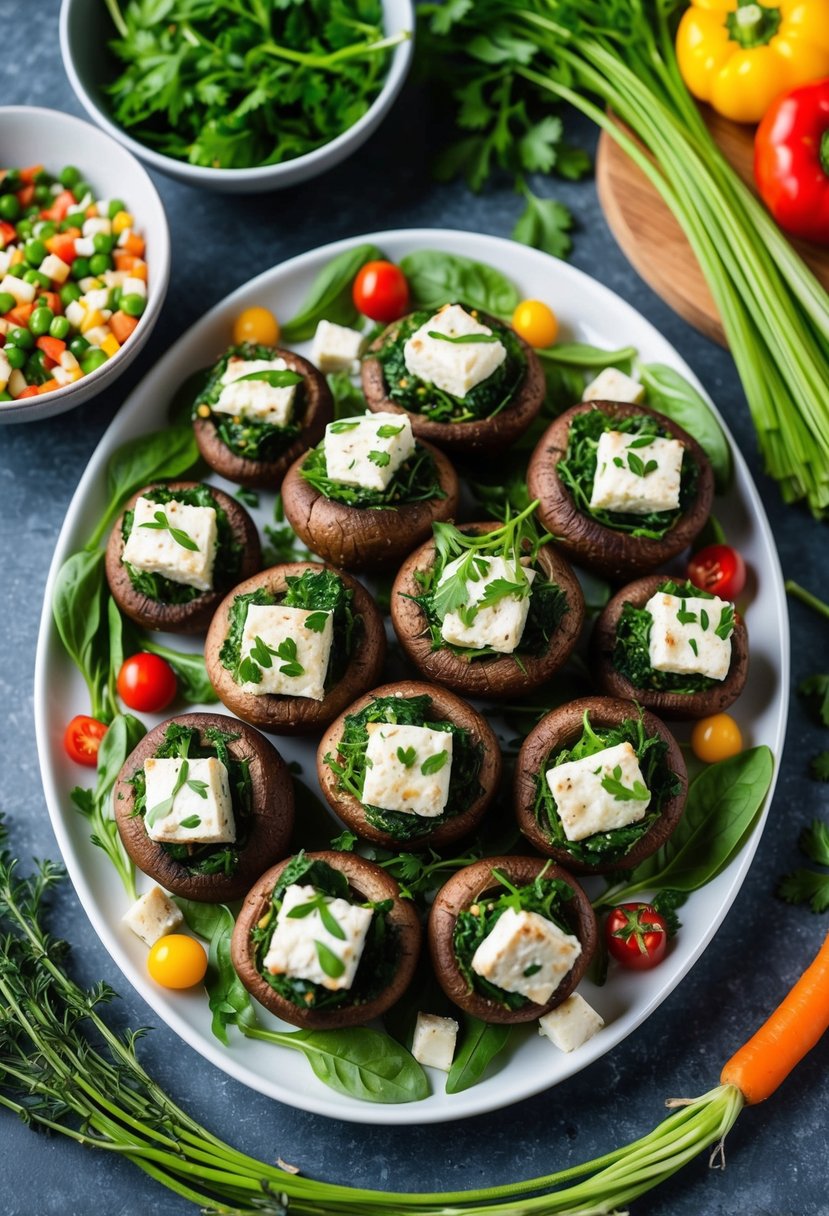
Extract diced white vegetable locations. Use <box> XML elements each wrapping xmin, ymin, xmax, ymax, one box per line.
<box><xmin>546</xmin><ymin>741</ymin><xmax>651</xmax><ymax>842</ymax></box>
<box><xmin>471</xmin><ymin>907</ymin><xmax>582</xmax><ymax>1005</ymax></box>
<box><xmin>65</xmin><ymin>300</ymin><xmax>86</xmax><ymax>328</ymax></box>
<box><xmin>74</xmin><ymin>237</ymin><xmax>95</xmax><ymax>257</ymax></box>
<box><xmin>411</xmin><ymin>1013</ymin><xmax>459</xmax><ymax>1071</ymax></box>
<box><xmin>439</xmin><ymin>554</ymin><xmax>536</xmax><ymax>655</ymax></box>
<box><xmin>538</xmin><ymin>993</ymin><xmax>604</xmax><ymax>1052</ymax></box>
<box><xmin>39</xmin><ymin>253</ymin><xmax>70</xmax><ymax>284</ymax></box>
<box><xmin>213</xmin><ymin>356</ymin><xmax>297</xmax><ymax>427</ymax></box>
<box><xmin>403</xmin><ymin>303</ymin><xmax>506</xmax><ymax>398</ymax></box>
<box><xmin>323</xmin><ymin>410</ymin><xmax>415</xmax><ymax>492</ymax></box>
<box><xmin>263</xmin><ymin>883</ymin><xmax>372</xmax><ymax>991</ymax></box>
<box><xmin>361</xmin><ymin>722</ymin><xmax>453</xmax><ymax>817</ymax></box>
<box><xmin>0</xmin><ymin>351</ymin><xmax>10</xmax><ymax>392</ymax></box>
<box><xmin>122</xmin><ymin>887</ymin><xmax>184</xmax><ymax>947</ymax></box>
<box><xmin>0</xmin><ymin>274</ymin><xmax>36</xmax><ymax>305</ymax></box>
<box><xmin>143</xmin><ymin>756</ymin><xmax>235</xmax><ymax>844</ymax></box>
<box><xmin>239</xmin><ymin>604</ymin><xmax>333</xmax><ymax>700</ymax></box>
<box><xmin>310</xmin><ymin>319</ymin><xmax>364</xmax><ymax>372</ymax></box>
<box><xmin>82</xmin><ymin>217</ymin><xmax>112</xmax><ymax>237</ymax></box>
<box><xmin>122</xmin><ymin>495</ymin><xmax>218</xmax><ymax>591</ymax></box>
<box><xmin>122</xmin><ymin>275</ymin><xmax>147</xmax><ymax>299</ymax></box>
<box><xmin>582</xmin><ymin>367</ymin><xmax>645</xmax><ymax>403</ymax></box>
<box><xmin>589</xmin><ymin>431</ymin><xmax>684</xmax><ymax>514</ymax></box>
<box><xmin>646</xmin><ymin>591</ymin><xmax>733</xmax><ymax>680</ymax></box>
<box><xmin>82</xmin><ymin>288</ymin><xmax>110</xmax><ymax>313</ymax></box>
<box><xmin>8</xmin><ymin>368</ymin><xmax>26</xmax><ymax>397</ymax></box>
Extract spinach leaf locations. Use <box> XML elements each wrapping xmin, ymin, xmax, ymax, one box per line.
<box><xmin>538</xmin><ymin>343</ymin><xmax>637</xmax><ymax>370</ymax></box>
<box><xmin>52</xmin><ymin>549</ymin><xmax>114</xmax><ymax>722</ymax></box>
<box><xmin>240</xmin><ymin>1024</ymin><xmax>429</xmax><ymax>1103</ymax></box>
<box><xmin>399</xmin><ymin>250</ymin><xmax>519</xmax><ymax>319</ymax></box>
<box><xmin>280</xmin><ymin>244</ymin><xmax>382</xmax><ymax>342</ymax></box>
<box><xmin>639</xmin><ymin>363</ymin><xmax>732</xmax><ymax>493</ymax></box>
<box><xmin>446</xmin><ymin>1017</ymin><xmax>512</xmax><ymax>1094</ymax></box>
<box><xmin>141</xmin><ymin>640</ymin><xmax>218</xmax><ymax>704</ymax></box>
<box><xmin>176</xmin><ymin>899</ymin><xmax>258</xmax><ymax>1045</ymax></box>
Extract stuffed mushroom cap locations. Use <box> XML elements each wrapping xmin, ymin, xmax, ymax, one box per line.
<box><xmin>231</xmin><ymin>850</ymin><xmax>421</xmax><ymax>1029</ymax></box>
<box><xmin>526</xmin><ymin>400</ymin><xmax>715</xmax><ymax>580</ymax></box>
<box><xmin>113</xmin><ymin>712</ymin><xmax>294</xmax><ymax>902</ymax></box>
<box><xmin>514</xmin><ymin>695</ymin><xmax>688</xmax><ymax>873</ymax></box>
<box><xmin>429</xmin><ymin>856</ymin><xmax>597</xmax><ymax>1024</ymax></box>
<box><xmin>591</xmin><ymin>574</ymin><xmax>749</xmax><ymax>719</ymax></box>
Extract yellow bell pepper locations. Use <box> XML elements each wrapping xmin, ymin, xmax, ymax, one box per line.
<box><xmin>676</xmin><ymin>0</ymin><xmax>829</xmax><ymax>123</ymax></box>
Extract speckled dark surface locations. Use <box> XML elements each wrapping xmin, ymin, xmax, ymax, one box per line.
<box><xmin>2</xmin><ymin>6</ymin><xmax>828</xmax><ymax>1213</ymax></box>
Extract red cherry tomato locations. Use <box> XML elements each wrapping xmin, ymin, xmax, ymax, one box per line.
<box><xmin>686</xmin><ymin>543</ymin><xmax>746</xmax><ymax>600</ymax></box>
<box><xmin>63</xmin><ymin>715</ymin><xmax>108</xmax><ymax>767</ymax></box>
<box><xmin>605</xmin><ymin>903</ymin><xmax>669</xmax><ymax>970</ymax></box>
<box><xmin>352</xmin><ymin>260</ymin><xmax>410</xmax><ymax>323</ymax></box>
<box><xmin>117</xmin><ymin>653</ymin><xmax>177</xmax><ymax>713</ymax></box>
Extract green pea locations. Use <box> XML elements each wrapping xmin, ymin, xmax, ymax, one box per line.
<box><xmin>3</xmin><ymin>170</ymin><xmax>20</xmax><ymax>191</ymax></box>
<box><xmin>59</xmin><ymin>166</ymin><xmax>81</xmax><ymax>189</ymax></box>
<box><xmin>120</xmin><ymin>293</ymin><xmax>146</xmax><ymax>318</ymax></box>
<box><xmin>70</xmin><ymin>257</ymin><xmax>90</xmax><ymax>281</ymax></box>
<box><xmin>60</xmin><ymin>282</ymin><xmax>82</xmax><ymax>306</ymax></box>
<box><xmin>23</xmin><ymin>269</ymin><xmax>50</xmax><ymax>289</ymax></box>
<box><xmin>29</xmin><ymin>307</ymin><xmax>54</xmax><ymax>336</ymax></box>
<box><xmin>24</xmin><ymin>205</ymin><xmax>39</xmax><ymax>220</ymax></box>
<box><xmin>65</xmin><ymin>211</ymin><xmax>86</xmax><ymax>229</ymax></box>
<box><xmin>81</xmin><ymin>348</ymin><xmax>108</xmax><ymax>374</ymax></box>
<box><xmin>107</xmin><ymin>199</ymin><xmax>126</xmax><ymax>220</ymax></box>
<box><xmin>0</xmin><ymin>291</ymin><xmax>15</xmax><ymax>314</ymax></box>
<box><xmin>15</xmin><ymin>220</ymin><xmax>33</xmax><ymax>240</ymax></box>
<box><xmin>33</xmin><ymin>184</ymin><xmax>51</xmax><ymax>205</ymax></box>
<box><xmin>34</xmin><ymin>170</ymin><xmax>51</xmax><ymax>187</ymax></box>
<box><xmin>8</xmin><ymin>327</ymin><xmax>33</xmax><ymax>349</ymax></box>
<box><xmin>49</xmin><ymin>315</ymin><xmax>70</xmax><ymax>340</ymax></box>
<box><xmin>38</xmin><ymin>221</ymin><xmax>57</xmax><ymax>240</ymax></box>
<box><xmin>25</xmin><ymin>349</ymin><xmax>49</xmax><ymax>384</ymax></box>
<box><xmin>92</xmin><ymin>232</ymin><xmax>115</xmax><ymax>254</ymax></box>
<box><xmin>0</xmin><ymin>194</ymin><xmax>21</xmax><ymax>222</ymax></box>
<box><xmin>0</xmin><ymin>390</ymin><xmax>12</xmax><ymax>402</ymax></box>
<box><xmin>107</xmin><ymin>286</ymin><xmax>122</xmax><ymax>310</ymax></box>
<box><xmin>4</xmin><ymin>345</ymin><xmax>26</xmax><ymax>370</ymax></box>
<box><xmin>24</xmin><ymin>238</ymin><xmax>47</xmax><ymax>266</ymax></box>
<box><xmin>88</xmin><ymin>253</ymin><xmax>111</xmax><ymax>276</ymax></box>
<box><xmin>75</xmin><ymin>181</ymin><xmax>93</xmax><ymax>201</ymax></box>
<box><xmin>69</xmin><ymin>336</ymin><xmax>90</xmax><ymax>357</ymax></box>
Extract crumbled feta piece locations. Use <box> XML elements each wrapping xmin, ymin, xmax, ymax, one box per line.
<box><xmin>471</xmin><ymin>907</ymin><xmax>582</xmax><ymax>1005</ymax></box>
<box><xmin>39</xmin><ymin>253</ymin><xmax>70</xmax><ymax>284</ymax></box>
<box><xmin>310</xmin><ymin>319</ymin><xmax>364</xmax><ymax>373</ymax></box>
<box><xmin>212</xmin><ymin>356</ymin><xmax>298</xmax><ymax>427</ymax></box>
<box><xmin>546</xmin><ymin>741</ymin><xmax>651</xmax><ymax>842</ymax></box>
<box><xmin>122</xmin><ymin>495</ymin><xmax>218</xmax><ymax>591</ymax></box>
<box><xmin>411</xmin><ymin>1013</ymin><xmax>459</xmax><ymax>1071</ymax></box>
<box><xmin>646</xmin><ymin>590</ymin><xmax>733</xmax><ymax>681</ymax></box>
<box><xmin>439</xmin><ymin>554</ymin><xmax>536</xmax><ymax>655</ymax></box>
<box><xmin>239</xmin><ymin>604</ymin><xmax>333</xmax><ymax>700</ymax></box>
<box><xmin>0</xmin><ymin>274</ymin><xmax>36</xmax><ymax>305</ymax></box>
<box><xmin>403</xmin><ymin>303</ymin><xmax>507</xmax><ymax>398</ymax></box>
<box><xmin>122</xmin><ymin>887</ymin><xmax>184</xmax><ymax>947</ymax></box>
<box><xmin>324</xmin><ymin>411</ymin><xmax>415</xmax><ymax>492</ymax></box>
<box><xmin>263</xmin><ymin>883</ymin><xmax>372</xmax><ymax>991</ymax></box>
<box><xmin>538</xmin><ymin>993</ymin><xmax>604</xmax><ymax>1052</ymax></box>
<box><xmin>582</xmin><ymin>367</ymin><xmax>645</xmax><ymax>403</ymax></box>
<box><xmin>589</xmin><ymin>431</ymin><xmax>684</xmax><ymax>514</ymax></box>
<box><xmin>361</xmin><ymin>722</ymin><xmax>453</xmax><ymax>817</ymax></box>
<box><xmin>143</xmin><ymin>756</ymin><xmax>235</xmax><ymax>844</ymax></box>
<box><xmin>74</xmin><ymin>236</ymin><xmax>95</xmax><ymax>257</ymax></box>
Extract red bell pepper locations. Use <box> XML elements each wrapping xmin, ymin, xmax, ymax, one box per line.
<box><xmin>754</xmin><ymin>78</ymin><xmax>829</xmax><ymax>245</ymax></box>
<box><xmin>0</xmin><ymin>220</ymin><xmax>15</xmax><ymax>248</ymax></box>
<box><xmin>40</xmin><ymin>189</ymin><xmax>77</xmax><ymax>223</ymax></box>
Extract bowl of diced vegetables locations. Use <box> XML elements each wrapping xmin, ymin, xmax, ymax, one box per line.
<box><xmin>0</xmin><ymin>106</ymin><xmax>169</xmax><ymax>423</ymax></box>
<box><xmin>59</xmin><ymin>0</ymin><xmax>415</xmax><ymax>194</ymax></box>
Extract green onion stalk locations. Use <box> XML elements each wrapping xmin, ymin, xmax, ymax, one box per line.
<box><xmin>0</xmin><ymin>832</ymin><xmax>744</xmax><ymax>1216</ymax></box>
<box><xmin>419</xmin><ymin>0</ymin><xmax>829</xmax><ymax>516</ymax></box>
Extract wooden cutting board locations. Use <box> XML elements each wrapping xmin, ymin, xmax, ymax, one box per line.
<box><xmin>596</xmin><ymin>109</ymin><xmax>829</xmax><ymax>347</ymax></box>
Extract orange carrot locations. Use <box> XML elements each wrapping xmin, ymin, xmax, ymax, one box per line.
<box><xmin>721</xmin><ymin>930</ymin><xmax>829</xmax><ymax>1103</ymax></box>
<box><xmin>19</xmin><ymin>164</ymin><xmax>43</xmax><ymax>183</ymax></box>
<box><xmin>122</xmin><ymin>231</ymin><xmax>145</xmax><ymax>257</ymax></box>
<box><xmin>113</xmin><ymin>251</ymin><xmax>138</xmax><ymax>272</ymax></box>
<box><xmin>37</xmin><ymin>379</ymin><xmax>61</xmax><ymax>395</ymax></box>
<box><xmin>36</xmin><ymin>336</ymin><xmax>66</xmax><ymax>365</ymax></box>
<box><xmin>109</xmin><ymin>311</ymin><xmax>138</xmax><ymax>344</ymax></box>
<box><xmin>4</xmin><ymin>303</ymin><xmax>33</xmax><ymax>327</ymax></box>
<box><xmin>15</xmin><ymin>385</ymin><xmax>39</xmax><ymax>399</ymax></box>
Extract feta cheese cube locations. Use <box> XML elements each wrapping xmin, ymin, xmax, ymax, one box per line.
<box><xmin>439</xmin><ymin>554</ymin><xmax>536</xmax><ymax>655</ymax></box>
<box><xmin>646</xmin><ymin>590</ymin><xmax>733</xmax><ymax>681</ymax></box>
<box><xmin>0</xmin><ymin>274</ymin><xmax>36</xmax><ymax>305</ymax></box>
<box><xmin>471</xmin><ymin>907</ymin><xmax>582</xmax><ymax>1005</ymax></box>
<box><xmin>411</xmin><ymin>1013</ymin><xmax>459</xmax><ymax>1071</ymax></box>
<box><xmin>74</xmin><ymin>236</ymin><xmax>95</xmax><ymax>257</ymax></box>
<box><xmin>122</xmin><ymin>495</ymin><xmax>218</xmax><ymax>591</ymax></box>
<box><xmin>143</xmin><ymin>756</ymin><xmax>235</xmax><ymax>844</ymax></box>
<box><xmin>546</xmin><ymin>741</ymin><xmax>651</xmax><ymax>842</ymax></box>
<box><xmin>122</xmin><ymin>275</ymin><xmax>147</xmax><ymax>299</ymax></box>
<box><xmin>362</xmin><ymin>722</ymin><xmax>453</xmax><ymax>817</ymax></box>
<box><xmin>122</xmin><ymin>887</ymin><xmax>184</xmax><ymax>947</ymax></box>
<box><xmin>589</xmin><ymin>431</ymin><xmax>684</xmax><ymax>514</ymax></box>
<box><xmin>263</xmin><ymin>883</ymin><xmax>372</xmax><ymax>991</ymax></box>
<box><xmin>213</xmin><ymin>356</ymin><xmax>298</xmax><ymax>427</ymax></box>
<box><xmin>538</xmin><ymin>993</ymin><xmax>604</xmax><ymax>1052</ymax></box>
<box><xmin>39</xmin><ymin>253</ymin><xmax>70</xmax><ymax>284</ymax></box>
<box><xmin>83</xmin><ymin>217</ymin><xmax>112</xmax><ymax>238</ymax></box>
<box><xmin>239</xmin><ymin>604</ymin><xmax>333</xmax><ymax>700</ymax></box>
<box><xmin>324</xmin><ymin>411</ymin><xmax>415</xmax><ymax>492</ymax></box>
<box><xmin>310</xmin><ymin>319</ymin><xmax>364</xmax><ymax>372</ymax></box>
<box><xmin>582</xmin><ymin>367</ymin><xmax>645</xmax><ymax>404</ymax></box>
<box><xmin>403</xmin><ymin>304</ymin><xmax>507</xmax><ymax>399</ymax></box>
<box><xmin>65</xmin><ymin>299</ymin><xmax>86</xmax><ymax>328</ymax></box>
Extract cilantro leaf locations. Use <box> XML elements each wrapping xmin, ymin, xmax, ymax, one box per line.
<box><xmin>799</xmin><ymin>674</ymin><xmax>829</xmax><ymax>727</ymax></box>
<box><xmin>600</xmin><ymin>764</ymin><xmax>650</xmax><ymax>802</ymax></box>
<box><xmin>512</xmin><ymin>190</ymin><xmax>573</xmax><ymax>259</ymax></box>
<box><xmin>518</xmin><ymin>116</ymin><xmax>563</xmax><ymax>174</ymax></box>
<box><xmin>800</xmin><ymin>818</ymin><xmax>829</xmax><ymax>865</ymax></box>
<box><xmin>777</xmin><ymin>869</ymin><xmax>829</xmax><ymax>913</ymax></box>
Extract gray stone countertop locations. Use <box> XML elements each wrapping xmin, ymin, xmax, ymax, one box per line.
<box><xmin>1</xmin><ymin>8</ymin><xmax>827</xmax><ymax>1213</ymax></box>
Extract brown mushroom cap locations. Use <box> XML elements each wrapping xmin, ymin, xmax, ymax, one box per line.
<box><xmin>316</xmin><ymin>679</ymin><xmax>503</xmax><ymax>851</ymax></box>
<box><xmin>280</xmin><ymin>439</ymin><xmax>461</xmax><ymax>572</ymax></box>
<box><xmin>204</xmin><ymin>562</ymin><xmax>386</xmax><ymax>734</ymax></box>
<box><xmin>514</xmin><ymin>695</ymin><xmax>687</xmax><ymax>874</ymax></box>
<box><xmin>113</xmin><ymin>712</ymin><xmax>294</xmax><ymax>902</ymax></box>
<box><xmin>428</xmin><ymin>856</ymin><xmax>597</xmax><ymax>1024</ymax></box>
<box><xmin>231</xmin><ymin>850</ymin><xmax>422</xmax><ymax>1029</ymax></box>
<box><xmin>590</xmin><ymin>574</ymin><xmax>749</xmax><ymax>719</ymax></box>
<box><xmin>105</xmin><ymin>481</ymin><xmax>262</xmax><ymax>635</ymax></box>
<box><xmin>192</xmin><ymin>349</ymin><xmax>334</xmax><ymax>490</ymax></box>
<box><xmin>526</xmin><ymin>400</ymin><xmax>715</xmax><ymax>580</ymax></box>
<box><xmin>390</xmin><ymin>522</ymin><xmax>586</xmax><ymax>699</ymax></box>
<box><xmin>361</xmin><ymin>312</ymin><xmax>545</xmax><ymax>455</ymax></box>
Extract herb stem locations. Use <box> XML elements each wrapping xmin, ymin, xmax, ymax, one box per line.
<box><xmin>103</xmin><ymin>0</ymin><xmax>128</xmax><ymax>39</ymax></box>
<box><xmin>786</xmin><ymin>580</ymin><xmax>829</xmax><ymax>622</ymax></box>
<box><xmin>258</xmin><ymin>30</ymin><xmax>407</xmax><ymax>74</ymax></box>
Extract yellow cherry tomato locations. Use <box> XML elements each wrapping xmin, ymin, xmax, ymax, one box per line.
<box><xmin>691</xmin><ymin>713</ymin><xmax>743</xmax><ymax>764</ymax></box>
<box><xmin>232</xmin><ymin>306</ymin><xmax>280</xmax><ymax>347</ymax></box>
<box><xmin>147</xmin><ymin>934</ymin><xmax>208</xmax><ymax>990</ymax></box>
<box><xmin>511</xmin><ymin>299</ymin><xmax>559</xmax><ymax>349</ymax></box>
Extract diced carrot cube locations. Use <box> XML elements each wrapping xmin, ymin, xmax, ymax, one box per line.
<box><xmin>109</xmin><ymin>311</ymin><xmax>139</xmax><ymax>344</ymax></box>
<box><xmin>19</xmin><ymin>165</ymin><xmax>44</xmax><ymax>183</ymax></box>
<box><xmin>37</xmin><ymin>379</ymin><xmax>61</xmax><ymax>395</ymax></box>
<box><xmin>16</xmin><ymin>385</ymin><xmax>40</xmax><ymax>399</ymax></box>
<box><xmin>36</xmin><ymin>336</ymin><xmax>67</xmax><ymax>365</ymax></box>
<box><xmin>122</xmin><ymin>232</ymin><xmax>145</xmax><ymax>257</ymax></box>
<box><xmin>4</xmin><ymin>304</ymin><xmax>33</xmax><ymax>326</ymax></box>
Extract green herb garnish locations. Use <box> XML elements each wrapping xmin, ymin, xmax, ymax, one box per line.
<box><xmin>194</xmin><ymin>343</ymin><xmax>305</xmax><ymax>463</ymax></box>
<box><xmin>426</xmin><ymin>329</ymin><xmax>501</xmax><ymax>344</ymax></box>
<box><xmin>139</xmin><ymin>509</ymin><xmax>199</xmax><ymax>552</ymax></box>
<box><xmin>613</xmin><ymin>579</ymin><xmax>725</xmax><ymax>695</ymax></box>
<box><xmin>301</xmin><ymin>442</ymin><xmax>445</xmax><ymax>510</ymax></box>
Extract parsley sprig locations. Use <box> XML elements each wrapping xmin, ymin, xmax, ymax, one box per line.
<box><xmin>600</xmin><ymin>764</ymin><xmax>650</xmax><ymax>803</ymax></box>
<box><xmin>140</xmin><ymin>509</ymin><xmax>199</xmax><ymax>552</ymax></box>
<box><xmin>778</xmin><ymin>819</ymin><xmax>829</xmax><ymax>913</ymax></box>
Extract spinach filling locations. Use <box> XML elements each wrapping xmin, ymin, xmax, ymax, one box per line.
<box><xmin>251</xmin><ymin>852</ymin><xmax>397</xmax><ymax>1012</ymax></box>
<box><xmin>218</xmin><ymin>568</ymin><xmax>358</xmax><ymax>690</ymax></box>
<box><xmin>195</xmin><ymin>342</ymin><xmax>306</xmax><ymax>462</ymax></box>
<box><xmin>613</xmin><ymin>578</ymin><xmax>733</xmax><ymax>695</ymax></box>
<box><xmin>324</xmin><ymin>693</ymin><xmax>484</xmax><ymax>842</ymax></box>
<box><xmin>453</xmin><ymin>866</ymin><xmax>577</xmax><ymax>1011</ymax></box>
<box><xmin>130</xmin><ymin>722</ymin><xmax>251</xmax><ymax>877</ymax></box>
<box><xmin>556</xmin><ymin>411</ymin><xmax>699</xmax><ymax>540</ymax></box>
<box><xmin>300</xmin><ymin>439</ymin><xmax>446</xmax><ymax>510</ymax></box>
<box><xmin>375</xmin><ymin>307</ymin><xmax>526</xmax><ymax>423</ymax></box>
<box><xmin>121</xmin><ymin>483</ymin><xmax>243</xmax><ymax>605</ymax></box>
<box><xmin>533</xmin><ymin>709</ymin><xmax>681</xmax><ymax>865</ymax></box>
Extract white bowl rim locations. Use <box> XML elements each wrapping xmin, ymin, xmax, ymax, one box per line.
<box><xmin>0</xmin><ymin>103</ymin><xmax>170</xmax><ymax>417</ymax></box>
<box><xmin>59</xmin><ymin>0</ymin><xmax>415</xmax><ymax>183</ymax></box>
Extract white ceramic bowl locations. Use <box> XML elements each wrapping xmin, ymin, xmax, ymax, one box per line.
<box><xmin>60</xmin><ymin>0</ymin><xmax>414</xmax><ymax>194</ymax></box>
<box><xmin>0</xmin><ymin>106</ymin><xmax>169</xmax><ymax>424</ymax></box>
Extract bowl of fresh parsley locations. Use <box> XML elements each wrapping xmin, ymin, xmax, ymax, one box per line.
<box><xmin>60</xmin><ymin>0</ymin><xmax>415</xmax><ymax>194</ymax></box>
